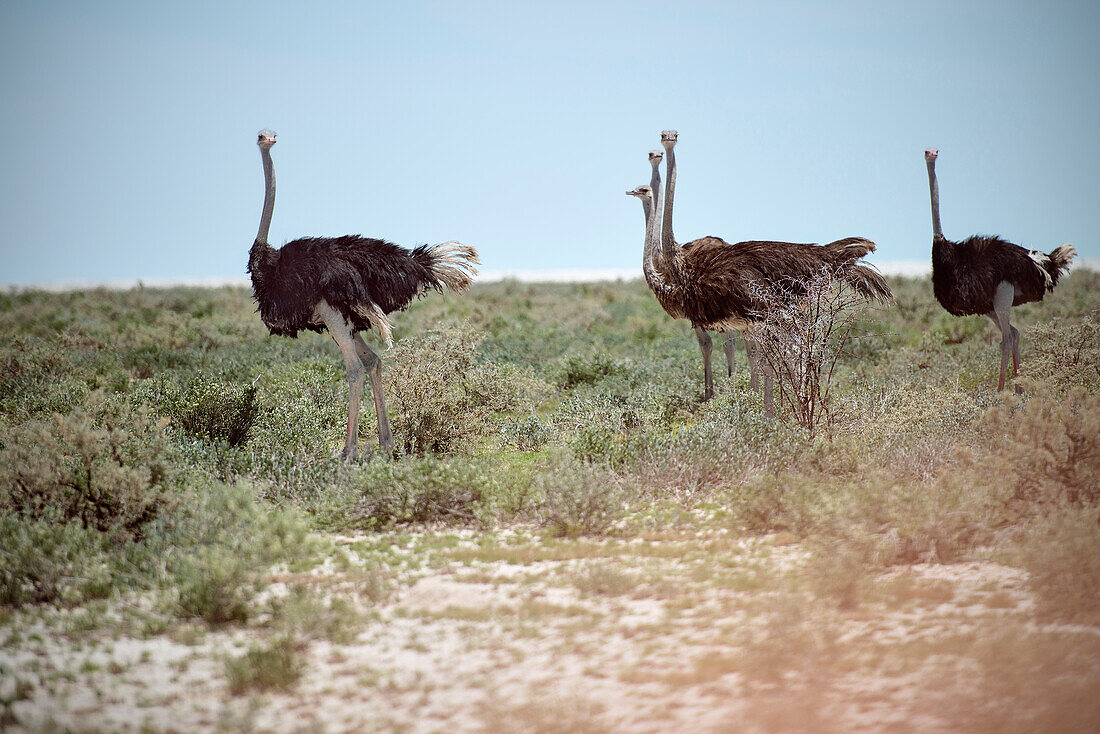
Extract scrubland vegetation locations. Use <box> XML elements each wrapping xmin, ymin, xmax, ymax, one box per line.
<box><xmin>1</xmin><ymin>270</ymin><xmax>1098</xmax><ymax>731</ymax></box>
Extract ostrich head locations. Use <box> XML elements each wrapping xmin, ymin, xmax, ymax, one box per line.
<box><xmin>626</xmin><ymin>185</ymin><xmax>653</xmax><ymax>201</ymax></box>
<box><xmin>648</xmin><ymin>150</ymin><xmax>663</xmax><ymax>166</ymax></box>
<box><xmin>660</xmin><ymin>130</ymin><xmax>678</xmax><ymax>149</ymax></box>
<box><xmin>257</xmin><ymin>129</ymin><xmax>277</xmax><ymax>149</ymax></box>
<box><xmin>924</xmin><ymin>148</ymin><xmax>938</xmax><ymax>162</ymax></box>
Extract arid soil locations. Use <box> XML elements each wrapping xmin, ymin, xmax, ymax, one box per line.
<box><xmin>4</xmin><ymin>528</ymin><xmax>1099</xmax><ymax>733</ymax></box>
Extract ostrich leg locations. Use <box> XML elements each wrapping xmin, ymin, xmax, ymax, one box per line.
<box><xmin>353</xmin><ymin>333</ymin><xmax>395</xmax><ymax>456</ymax></box>
<box><xmin>694</xmin><ymin>326</ymin><xmax>715</xmax><ymax>400</ymax></box>
<box><xmin>743</xmin><ymin>337</ymin><xmax>775</xmax><ymax>417</ymax></box>
<box><xmin>720</xmin><ymin>330</ymin><xmax>736</xmax><ymax>378</ymax></box>
<box><xmin>988</xmin><ymin>281</ymin><xmax>1016</xmax><ymax>392</ymax></box>
<box><xmin>321</xmin><ymin>319</ymin><xmax>367</xmax><ymax>462</ymax></box>
<box><xmin>317</xmin><ymin>303</ymin><xmax>365</xmax><ymax>461</ymax></box>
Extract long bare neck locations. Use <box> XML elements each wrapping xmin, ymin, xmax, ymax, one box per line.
<box><xmin>661</xmin><ymin>146</ymin><xmax>676</xmax><ymax>250</ymax></box>
<box><xmin>926</xmin><ymin>159</ymin><xmax>943</xmax><ymax>239</ymax></box>
<box><xmin>643</xmin><ymin>177</ymin><xmax>665</xmax><ymax>287</ymax></box>
<box><xmin>648</xmin><ymin>162</ymin><xmax>661</xmax><ymax>227</ymax></box>
<box><xmin>257</xmin><ymin>146</ymin><xmax>276</xmax><ymax>243</ymax></box>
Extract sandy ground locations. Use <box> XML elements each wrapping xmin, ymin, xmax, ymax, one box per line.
<box><xmin>3</xmin><ymin>529</ymin><xmax>1099</xmax><ymax>733</ymax></box>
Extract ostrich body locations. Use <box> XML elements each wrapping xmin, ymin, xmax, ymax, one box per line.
<box><xmin>637</xmin><ymin>130</ymin><xmax>891</xmax><ymax>405</ymax></box>
<box><xmin>641</xmin><ymin>149</ymin><xmax>738</xmax><ymax>391</ymax></box>
<box><xmin>924</xmin><ymin>148</ymin><xmax>1075</xmax><ymax>391</ymax></box>
<box><xmin>249</xmin><ymin>130</ymin><xmax>478</xmax><ymax>460</ymax></box>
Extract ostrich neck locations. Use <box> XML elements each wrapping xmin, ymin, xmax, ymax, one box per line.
<box><xmin>660</xmin><ymin>147</ymin><xmax>681</xmax><ymax>280</ymax></box>
<box><xmin>926</xmin><ymin>159</ymin><xmax>943</xmax><ymax>239</ymax></box>
<box><xmin>257</xmin><ymin>146</ymin><xmax>276</xmax><ymax>244</ymax></box>
<box><xmin>642</xmin><ymin>175</ymin><xmax>666</xmax><ymax>290</ymax></box>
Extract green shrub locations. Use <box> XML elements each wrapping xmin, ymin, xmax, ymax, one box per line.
<box><xmin>1011</xmin><ymin>504</ymin><xmax>1100</xmax><ymax>623</ymax></box>
<box><xmin>224</xmin><ymin>635</ymin><xmax>306</xmax><ymax>695</ymax></box>
<box><xmin>1021</xmin><ymin>314</ymin><xmax>1100</xmax><ymax>393</ymax></box>
<box><xmin>0</xmin><ymin>394</ymin><xmax>176</xmax><ymax>541</ymax></box>
<box><xmin>0</xmin><ymin>516</ymin><xmax>110</xmax><ymax>606</ymax></box>
<box><xmin>158</xmin><ymin>375</ymin><xmax>262</xmax><ymax>447</ymax></box>
<box><xmin>976</xmin><ymin>388</ymin><xmax>1100</xmax><ymax>507</ymax></box>
<box><xmin>500</xmin><ymin>416</ymin><xmax>555</xmax><ymax>452</ymax></box>
<box><xmin>265</xmin><ymin>588</ymin><xmax>366</xmax><ymax>644</ymax></box>
<box><xmin>538</xmin><ymin>459</ymin><xmax>625</xmax><ymax>537</ymax></box>
<box><xmin>174</xmin><ymin>545</ymin><xmax>256</xmax><ymax>624</ymax></box>
<box><xmin>385</xmin><ymin>325</ymin><xmax>546</xmax><ymax>456</ymax></box>
<box><xmin>326</xmin><ymin>456</ymin><xmax>496</xmax><ymax>530</ymax></box>
<box><xmin>556</xmin><ymin>353</ymin><xmax>625</xmax><ymax>388</ymax></box>
<box><xmin>168</xmin><ymin>481</ymin><xmax>317</xmax><ymax>624</ymax></box>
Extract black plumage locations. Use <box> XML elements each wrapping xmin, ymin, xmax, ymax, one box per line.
<box><xmin>248</xmin><ymin>236</ymin><xmax>450</xmax><ymax>338</ymax></box>
<box><xmin>931</xmin><ymin>234</ymin><xmax>1068</xmax><ymax>317</ymax></box>
<box><xmin>924</xmin><ymin>148</ymin><xmax>1075</xmax><ymax>390</ymax></box>
<box><xmin>248</xmin><ymin>129</ymin><xmax>478</xmax><ymax>459</ymax></box>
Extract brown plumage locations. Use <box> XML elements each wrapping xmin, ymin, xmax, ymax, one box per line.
<box><xmin>671</xmin><ymin>236</ymin><xmax>892</xmax><ymax>331</ymax></box>
<box><xmin>632</xmin><ymin>130</ymin><xmax>891</xmax><ymax>404</ymax></box>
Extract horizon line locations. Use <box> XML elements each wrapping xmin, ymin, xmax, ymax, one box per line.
<box><xmin>4</xmin><ymin>259</ymin><xmax>1097</xmax><ymax>293</ymax></box>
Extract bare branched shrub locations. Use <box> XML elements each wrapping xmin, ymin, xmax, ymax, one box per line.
<box><xmin>384</xmin><ymin>325</ymin><xmax>548</xmax><ymax>456</ymax></box>
<box><xmin>749</xmin><ymin>266</ymin><xmax>881</xmax><ymax>434</ymax></box>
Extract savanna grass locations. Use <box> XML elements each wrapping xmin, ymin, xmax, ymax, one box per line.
<box><xmin>1</xmin><ymin>270</ymin><xmax>1097</xmax><ymax>627</ymax></box>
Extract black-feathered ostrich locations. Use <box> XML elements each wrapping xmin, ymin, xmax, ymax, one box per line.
<box><xmin>629</xmin><ymin>130</ymin><xmax>892</xmax><ymax>408</ymax></box>
<box><xmin>248</xmin><ymin>130</ymin><xmax>479</xmax><ymax>460</ymax></box>
<box><xmin>924</xmin><ymin>148</ymin><xmax>1075</xmax><ymax>391</ymax></box>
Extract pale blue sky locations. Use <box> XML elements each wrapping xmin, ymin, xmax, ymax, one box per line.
<box><xmin>1</xmin><ymin>0</ymin><xmax>1097</xmax><ymax>286</ymax></box>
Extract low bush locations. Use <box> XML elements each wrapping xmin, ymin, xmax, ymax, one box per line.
<box><xmin>157</xmin><ymin>375</ymin><xmax>262</xmax><ymax>447</ymax></box>
<box><xmin>0</xmin><ymin>393</ymin><xmax>176</xmax><ymax>541</ymax></box>
<box><xmin>385</xmin><ymin>325</ymin><xmax>547</xmax><ymax>456</ymax></box>
<box><xmin>168</xmin><ymin>480</ymin><xmax>317</xmax><ymax>624</ymax></box>
<box><xmin>1011</xmin><ymin>504</ymin><xmax>1100</xmax><ymax>623</ymax></box>
<box><xmin>556</xmin><ymin>353</ymin><xmax>625</xmax><ymax>388</ymax></box>
<box><xmin>538</xmin><ymin>458</ymin><xmax>625</xmax><ymax>537</ymax></box>
<box><xmin>1021</xmin><ymin>314</ymin><xmax>1100</xmax><ymax>393</ymax></box>
<box><xmin>500</xmin><ymin>415</ymin><xmax>555</xmax><ymax>452</ymax></box>
<box><xmin>0</xmin><ymin>516</ymin><xmax>111</xmax><ymax>606</ymax></box>
<box><xmin>224</xmin><ymin>635</ymin><xmax>306</xmax><ymax>695</ymax></box>
<box><xmin>325</xmin><ymin>456</ymin><xmax>496</xmax><ymax>530</ymax></box>
<box><xmin>974</xmin><ymin>388</ymin><xmax>1100</xmax><ymax>507</ymax></box>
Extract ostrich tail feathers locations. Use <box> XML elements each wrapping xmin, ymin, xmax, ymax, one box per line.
<box><xmin>842</xmin><ymin>263</ymin><xmax>894</xmax><ymax>303</ymax></box>
<box><xmin>1030</xmin><ymin>243</ymin><xmax>1076</xmax><ymax>291</ymax></box>
<box><xmin>1048</xmin><ymin>244</ymin><xmax>1077</xmax><ymax>271</ymax></box>
<box><xmin>424</xmin><ymin>241</ymin><xmax>480</xmax><ymax>292</ymax></box>
<box><xmin>824</xmin><ymin>236</ymin><xmax>876</xmax><ymax>259</ymax></box>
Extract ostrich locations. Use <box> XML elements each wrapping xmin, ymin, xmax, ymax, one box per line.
<box><xmin>924</xmin><ymin>148</ymin><xmax>1075</xmax><ymax>391</ymax></box>
<box><xmin>641</xmin><ymin>149</ymin><xmax>739</xmax><ymax>391</ymax></box>
<box><xmin>632</xmin><ymin>130</ymin><xmax>892</xmax><ymax>407</ymax></box>
<box><xmin>248</xmin><ymin>129</ymin><xmax>479</xmax><ymax>460</ymax></box>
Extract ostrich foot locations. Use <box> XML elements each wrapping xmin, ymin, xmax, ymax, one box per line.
<box><xmin>339</xmin><ymin>445</ymin><xmax>360</xmax><ymax>462</ymax></box>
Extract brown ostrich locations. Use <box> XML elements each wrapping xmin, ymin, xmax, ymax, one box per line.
<box><xmin>630</xmin><ymin>131</ymin><xmax>891</xmax><ymax>408</ymax></box>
